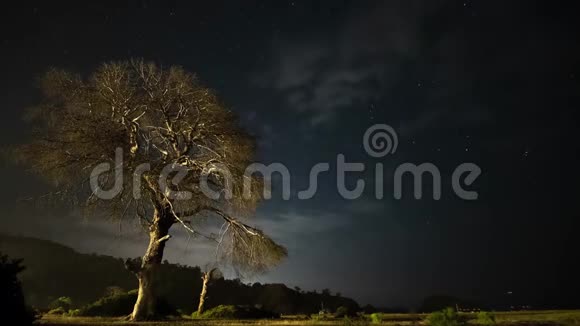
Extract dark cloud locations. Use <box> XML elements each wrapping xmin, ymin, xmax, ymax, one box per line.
<box><xmin>252</xmin><ymin>1</ymin><xmax>476</xmax><ymax>130</ymax></box>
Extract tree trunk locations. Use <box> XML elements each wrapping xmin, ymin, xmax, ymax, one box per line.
<box><xmin>130</xmin><ymin>208</ymin><xmax>172</xmax><ymax>321</ymax></box>
<box><xmin>132</xmin><ymin>269</ymin><xmax>155</xmax><ymax>321</ymax></box>
<box><xmin>197</xmin><ymin>271</ymin><xmax>211</xmax><ymax>315</ymax></box>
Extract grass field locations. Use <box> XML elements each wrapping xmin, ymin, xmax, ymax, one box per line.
<box><xmin>38</xmin><ymin>310</ymin><xmax>580</xmax><ymax>325</ymax></box>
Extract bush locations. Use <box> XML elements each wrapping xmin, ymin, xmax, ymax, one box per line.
<box><xmin>310</xmin><ymin>313</ymin><xmax>327</xmax><ymax>321</ymax></box>
<box><xmin>77</xmin><ymin>289</ymin><xmax>175</xmax><ymax>317</ymax></box>
<box><xmin>335</xmin><ymin>305</ymin><xmax>356</xmax><ymax>318</ymax></box>
<box><xmin>0</xmin><ymin>253</ymin><xmax>37</xmax><ymax>325</ymax></box>
<box><xmin>67</xmin><ymin>309</ymin><xmax>81</xmax><ymax>317</ymax></box>
<box><xmin>426</xmin><ymin>307</ymin><xmax>464</xmax><ymax>326</ymax></box>
<box><xmin>369</xmin><ymin>312</ymin><xmax>383</xmax><ymax>324</ymax></box>
<box><xmin>47</xmin><ymin>307</ymin><xmax>66</xmax><ymax>315</ymax></box>
<box><xmin>198</xmin><ymin>305</ymin><xmax>237</xmax><ymax>319</ymax></box>
<box><xmin>48</xmin><ymin>296</ymin><xmax>73</xmax><ymax>311</ymax></box>
<box><xmin>476</xmin><ymin>311</ymin><xmax>496</xmax><ymax>325</ymax></box>
<box><xmin>193</xmin><ymin>305</ymin><xmax>279</xmax><ymax>319</ymax></box>
<box><xmin>77</xmin><ymin>289</ymin><xmax>137</xmax><ymax>316</ymax></box>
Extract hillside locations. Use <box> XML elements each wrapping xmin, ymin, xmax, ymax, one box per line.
<box><xmin>0</xmin><ymin>234</ymin><xmax>359</xmax><ymax>314</ymax></box>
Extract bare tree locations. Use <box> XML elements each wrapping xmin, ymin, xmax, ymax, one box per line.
<box><xmin>15</xmin><ymin>60</ymin><xmax>287</xmax><ymax>321</ymax></box>
<box><xmin>197</xmin><ymin>265</ymin><xmax>222</xmax><ymax>315</ymax></box>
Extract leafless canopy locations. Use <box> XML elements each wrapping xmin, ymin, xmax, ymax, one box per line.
<box><xmin>16</xmin><ymin>59</ymin><xmax>287</xmax><ymax>274</ymax></box>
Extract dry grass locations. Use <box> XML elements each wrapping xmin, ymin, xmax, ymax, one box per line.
<box><xmin>38</xmin><ymin>310</ymin><xmax>580</xmax><ymax>325</ymax></box>
<box><xmin>492</xmin><ymin>310</ymin><xmax>580</xmax><ymax>325</ymax></box>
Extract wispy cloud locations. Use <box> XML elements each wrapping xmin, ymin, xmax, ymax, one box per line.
<box><xmin>251</xmin><ymin>210</ymin><xmax>352</xmax><ymax>251</ymax></box>
<box><xmin>251</xmin><ymin>2</ymin><xmax>450</xmax><ymax>127</ymax></box>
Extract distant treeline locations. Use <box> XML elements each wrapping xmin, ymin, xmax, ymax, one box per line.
<box><xmin>0</xmin><ymin>234</ymin><xmax>359</xmax><ymax>314</ymax></box>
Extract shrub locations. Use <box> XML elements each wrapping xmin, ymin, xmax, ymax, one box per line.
<box><xmin>426</xmin><ymin>307</ymin><xmax>464</xmax><ymax>326</ymax></box>
<box><xmin>193</xmin><ymin>305</ymin><xmax>279</xmax><ymax>319</ymax></box>
<box><xmin>48</xmin><ymin>296</ymin><xmax>73</xmax><ymax>311</ymax></box>
<box><xmin>369</xmin><ymin>312</ymin><xmax>383</xmax><ymax>324</ymax></box>
<box><xmin>77</xmin><ymin>289</ymin><xmax>175</xmax><ymax>317</ymax></box>
<box><xmin>335</xmin><ymin>305</ymin><xmax>356</xmax><ymax>318</ymax></box>
<box><xmin>47</xmin><ymin>307</ymin><xmax>66</xmax><ymax>315</ymax></box>
<box><xmin>476</xmin><ymin>311</ymin><xmax>496</xmax><ymax>325</ymax></box>
<box><xmin>77</xmin><ymin>290</ymin><xmax>137</xmax><ymax>316</ymax></box>
<box><xmin>198</xmin><ymin>305</ymin><xmax>237</xmax><ymax>319</ymax></box>
<box><xmin>66</xmin><ymin>309</ymin><xmax>81</xmax><ymax>317</ymax></box>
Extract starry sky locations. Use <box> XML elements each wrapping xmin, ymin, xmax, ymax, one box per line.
<box><xmin>1</xmin><ymin>0</ymin><xmax>580</xmax><ymax>309</ymax></box>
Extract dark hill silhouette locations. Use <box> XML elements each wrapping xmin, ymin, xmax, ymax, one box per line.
<box><xmin>0</xmin><ymin>234</ymin><xmax>358</xmax><ymax>314</ymax></box>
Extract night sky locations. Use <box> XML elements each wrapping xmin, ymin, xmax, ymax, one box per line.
<box><xmin>1</xmin><ymin>1</ymin><xmax>580</xmax><ymax>309</ymax></box>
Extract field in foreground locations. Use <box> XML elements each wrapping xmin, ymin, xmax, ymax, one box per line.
<box><xmin>38</xmin><ymin>310</ymin><xmax>580</xmax><ymax>325</ymax></box>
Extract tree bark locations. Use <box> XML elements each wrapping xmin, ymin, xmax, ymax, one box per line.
<box><xmin>130</xmin><ymin>208</ymin><xmax>172</xmax><ymax>321</ymax></box>
<box><xmin>197</xmin><ymin>270</ymin><xmax>211</xmax><ymax>315</ymax></box>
